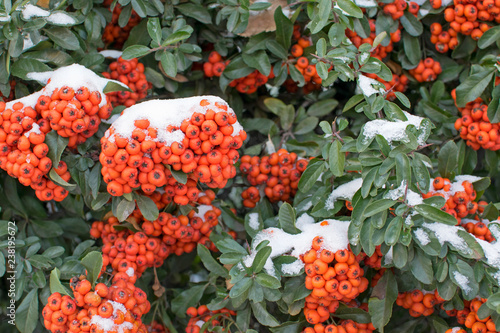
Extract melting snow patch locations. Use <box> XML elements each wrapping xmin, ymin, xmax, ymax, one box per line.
<box><xmin>384</xmin><ymin>181</ymin><xmax>423</xmax><ymax>206</ymax></box>
<box><xmin>281</xmin><ymin>260</ymin><xmax>305</xmax><ymax>275</ymax></box>
<box><xmin>243</xmin><ymin>219</ymin><xmax>350</xmax><ymax>276</ymax></box>
<box><xmin>125</xmin><ymin>267</ymin><xmax>134</xmax><ymax>277</ymax></box>
<box><xmin>358</xmin><ymin>74</ymin><xmax>385</xmax><ymax>97</ymax></box>
<box><xmin>194</xmin><ymin>205</ymin><xmax>213</xmax><ymax>221</ymax></box>
<box><xmin>325</xmin><ymin>178</ymin><xmax>362</xmax><ymax>209</ymax></box>
<box><xmin>22</xmin><ymin>4</ymin><xmax>49</xmax><ymax>19</ymax></box>
<box><xmin>355</xmin><ymin>0</ymin><xmax>377</xmax><ymax>6</ymax></box>
<box><xmin>89</xmin><ymin>301</ymin><xmax>133</xmax><ymax>333</ymax></box>
<box><xmin>248</xmin><ymin>213</ymin><xmax>260</xmax><ymax>230</ymax></box>
<box><xmin>46</xmin><ymin>12</ymin><xmax>76</xmax><ymax>25</ymax></box>
<box><xmin>384</xmin><ymin>246</ymin><xmax>393</xmax><ymax>265</ymax></box>
<box><xmin>362</xmin><ymin>111</ymin><xmax>425</xmax><ymax>145</ymax></box>
<box><xmin>296</xmin><ymin>213</ymin><xmax>315</xmax><ymax>229</ymax></box>
<box><xmin>414</xmin><ymin>229</ymin><xmax>430</xmax><ymax>245</ymax></box>
<box><xmin>422</xmin><ymin>222</ymin><xmax>471</xmax><ymax>254</ymax></box>
<box><xmin>100</xmin><ymin>50</ymin><xmax>123</xmax><ymax>59</ymax></box>
<box><xmin>453</xmin><ymin>271</ymin><xmax>471</xmax><ymax>293</ymax></box>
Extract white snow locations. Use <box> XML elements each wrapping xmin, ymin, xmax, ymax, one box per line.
<box><xmin>414</xmin><ymin>228</ymin><xmax>430</xmax><ymax>245</ymax></box>
<box><xmin>125</xmin><ymin>267</ymin><xmax>134</xmax><ymax>277</ymax></box>
<box><xmin>22</xmin><ymin>4</ymin><xmax>49</xmax><ymax>19</ymax></box>
<box><xmin>47</xmin><ymin>12</ymin><xmax>76</xmax><ymax>25</ymax></box>
<box><xmin>358</xmin><ymin>74</ymin><xmax>385</xmax><ymax>97</ymax></box>
<box><xmin>453</xmin><ymin>271</ymin><xmax>471</xmax><ymax>293</ymax></box>
<box><xmin>24</xmin><ymin>123</ymin><xmax>41</xmax><ymax>137</ymax></box>
<box><xmin>26</xmin><ymin>64</ymin><xmax>127</xmax><ymax>108</ymax></box>
<box><xmin>362</xmin><ymin>111</ymin><xmax>425</xmax><ymax>145</ymax></box>
<box><xmin>0</xmin><ymin>14</ymin><xmax>11</xmax><ymax>22</ymax></box>
<box><xmin>107</xmin><ymin>96</ymin><xmax>244</xmax><ymax>145</ymax></box>
<box><xmin>99</xmin><ymin>50</ymin><xmax>123</xmax><ymax>59</ymax></box>
<box><xmin>248</xmin><ymin>213</ymin><xmax>260</xmax><ymax>230</ymax></box>
<box><xmin>421</xmin><ymin>222</ymin><xmax>472</xmax><ymax>255</ymax></box>
<box><xmin>195</xmin><ymin>320</ymin><xmax>205</xmax><ymax>328</ymax></box>
<box><xmin>243</xmin><ymin>219</ymin><xmax>350</xmax><ymax>276</ymax></box>
<box><xmin>325</xmin><ymin>178</ymin><xmax>362</xmax><ymax>209</ymax></box>
<box><xmin>89</xmin><ymin>301</ymin><xmax>133</xmax><ymax>333</ymax></box>
<box><xmin>384</xmin><ymin>181</ymin><xmax>423</xmax><ymax>206</ymax></box>
<box><xmin>355</xmin><ymin>0</ymin><xmax>377</xmax><ymax>6</ymax></box>
<box><xmin>194</xmin><ymin>205</ymin><xmax>214</xmax><ymax>221</ymax></box>
<box><xmin>449</xmin><ymin>328</ymin><xmax>462</xmax><ymax>333</ymax></box>
<box><xmin>296</xmin><ymin>213</ymin><xmax>315</xmax><ymax>229</ymax></box>
<box><xmin>384</xmin><ymin>246</ymin><xmax>393</xmax><ymax>265</ymax></box>
<box><xmin>281</xmin><ymin>259</ymin><xmax>305</xmax><ymax>275</ymax></box>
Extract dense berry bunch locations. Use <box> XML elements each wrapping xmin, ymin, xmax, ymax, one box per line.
<box><xmin>408</xmin><ymin>58</ymin><xmax>442</xmax><ymax>82</ymax></box>
<box><xmin>35</xmin><ymin>85</ymin><xmax>112</xmax><ymax>147</ymax></box>
<box><xmin>302</xmin><ymin>236</ymin><xmax>368</xmax><ymax>325</ymax></box>
<box><xmin>100</xmin><ymin>96</ymin><xmax>246</xmax><ymax>198</ymax></box>
<box><xmin>363</xmin><ymin>245</ymin><xmax>384</xmax><ymax>269</ymax></box>
<box><xmin>302</xmin><ymin>319</ymin><xmax>376</xmax><ymax>333</ymax></box>
<box><xmin>102</xmin><ymin>57</ymin><xmax>150</xmax><ymax>107</ymax></box>
<box><xmin>396</xmin><ymin>289</ymin><xmax>445</xmax><ymax>317</ymax></box>
<box><xmin>91</xmin><ymin>192</ymin><xmax>223</xmax><ymax>274</ymax></box>
<box><xmin>203</xmin><ymin>51</ymin><xmax>271</xmax><ymax>94</ymax></box>
<box><xmin>185</xmin><ymin>305</ymin><xmax>236</xmax><ymax>333</ymax></box>
<box><xmin>453</xmin><ymin>96</ymin><xmax>500</xmax><ymax>151</ymax></box>
<box><xmin>422</xmin><ymin>177</ymin><xmax>478</xmax><ymax>223</ymax></box>
<box><xmin>460</xmin><ymin>298</ymin><xmax>497</xmax><ymax>331</ymax></box>
<box><xmin>102</xmin><ymin>1</ymin><xmax>141</xmax><ymax>47</ymax></box>
<box><xmin>381</xmin><ymin>0</ymin><xmax>420</xmax><ymax>20</ymax></box>
<box><xmin>240</xmin><ymin>149</ymin><xmax>309</xmax><ymax>207</ymax></box>
<box><xmin>346</xmin><ymin>20</ymin><xmax>401</xmax><ymax>60</ymax></box>
<box><xmin>43</xmin><ymin>272</ymin><xmax>150</xmax><ymax>333</ymax></box>
<box><xmin>0</xmin><ymin>100</ymin><xmax>72</xmax><ymax>201</ymax></box>
<box><xmin>461</xmin><ymin>215</ymin><xmax>495</xmax><ymax>242</ymax></box>
<box><xmin>363</xmin><ymin>73</ymin><xmax>409</xmax><ymax>100</ymax></box>
<box><xmin>430</xmin><ymin>0</ymin><xmax>500</xmax><ymax>53</ymax></box>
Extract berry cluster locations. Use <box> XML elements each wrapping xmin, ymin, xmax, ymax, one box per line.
<box><xmin>91</xmin><ymin>192</ymin><xmax>223</xmax><ymax>275</ymax></box>
<box><xmin>100</xmin><ymin>96</ymin><xmax>246</xmax><ymax>199</ymax></box>
<box><xmin>408</xmin><ymin>58</ymin><xmax>442</xmax><ymax>82</ymax></box>
<box><xmin>453</xmin><ymin>96</ymin><xmax>500</xmax><ymax>151</ymax></box>
<box><xmin>102</xmin><ymin>57</ymin><xmax>151</xmax><ymax>107</ymax></box>
<box><xmin>102</xmin><ymin>1</ymin><xmax>141</xmax><ymax>48</ymax></box>
<box><xmin>461</xmin><ymin>298</ymin><xmax>497</xmax><ymax>332</ymax></box>
<box><xmin>43</xmin><ymin>272</ymin><xmax>150</xmax><ymax>333</ymax></box>
<box><xmin>445</xmin><ymin>328</ymin><xmax>466</xmax><ymax>333</ymax></box>
<box><xmin>437</xmin><ymin>0</ymin><xmax>499</xmax><ymax>49</ymax></box>
<box><xmin>396</xmin><ymin>289</ymin><xmax>445</xmax><ymax>317</ymax></box>
<box><xmin>144</xmin><ymin>321</ymin><xmax>169</xmax><ymax>333</ymax></box>
<box><xmin>303</xmin><ymin>319</ymin><xmax>375</xmax><ymax>333</ymax></box>
<box><xmin>362</xmin><ymin>245</ymin><xmax>384</xmax><ymax>269</ymax></box>
<box><xmin>239</xmin><ymin>149</ymin><xmax>309</xmax><ymax>207</ymax></box>
<box><xmin>382</xmin><ymin>0</ymin><xmax>420</xmax><ymax>20</ymax></box>
<box><xmin>346</xmin><ymin>20</ymin><xmax>401</xmax><ymax>60</ymax></box>
<box><xmin>363</xmin><ymin>73</ymin><xmax>409</xmax><ymax>101</ymax></box>
<box><xmin>0</xmin><ymin>100</ymin><xmax>71</xmax><ymax>201</ymax></box>
<box><xmin>185</xmin><ymin>305</ymin><xmax>236</xmax><ymax>333</ymax></box>
<box><xmin>422</xmin><ymin>177</ymin><xmax>478</xmax><ymax>223</ymax></box>
<box><xmin>302</xmin><ymin>236</ymin><xmax>368</xmax><ymax>325</ymax></box>
<box><xmin>461</xmin><ymin>216</ymin><xmax>495</xmax><ymax>242</ymax></box>
<box><xmin>203</xmin><ymin>51</ymin><xmax>271</xmax><ymax>94</ymax></box>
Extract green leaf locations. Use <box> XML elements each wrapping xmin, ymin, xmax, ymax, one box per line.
<box><xmin>223</xmin><ymin>56</ymin><xmax>254</xmax><ymax>80</ymax></box>
<box><xmin>344</xmin><ymin>94</ymin><xmax>365</xmax><ymax>112</ymax></box>
<box><xmin>414</xmin><ymin>204</ymin><xmax>457</xmax><ymax>225</ymax></box>
<box><xmin>438</xmin><ymin>140</ymin><xmax>458</xmax><ymax>179</ymax></box>
<box><xmin>134</xmin><ymin>193</ymin><xmax>159</xmax><ymax>221</ymax></box>
<box><xmin>197</xmin><ymin>244</ymin><xmax>229</xmax><ymax>278</ymax></box>
<box><xmin>337</xmin><ymin>0</ymin><xmax>363</xmax><ymax>18</ymax></box>
<box><xmin>160</xmin><ymin>51</ymin><xmax>177</xmax><ymax>78</ymax></box>
<box><xmin>242</xmin><ymin>50</ymin><xmax>271</xmax><ymax>76</ymax></box>
<box><xmin>364</xmin><ymin>199</ymin><xmax>396</xmax><ymax>217</ymax></box>
<box><xmin>384</xmin><ymin>216</ymin><xmax>402</xmax><ymax>246</ymax></box>
<box><xmin>172</xmin><ymin>284</ymin><xmax>207</xmax><ymax>317</ymax></box>
<box><xmin>170</xmin><ymin>168</ymin><xmax>187</xmax><ymax>184</ymax></box>
<box><xmin>80</xmin><ymin>251</ymin><xmax>103</xmax><ymax>286</ymax></box>
<box><xmin>114</xmin><ymin>197</ymin><xmax>136</xmax><ymax>222</ymax></box>
<box><xmin>255</xmin><ymin>273</ymin><xmax>281</xmax><ymax>289</ymax></box>
<box><xmin>279</xmin><ymin>203</ymin><xmax>299</xmax><ymax>234</ymax></box>
<box><xmin>487</xmin><ymin>84</ymin><xmax>500</xmax><ymax>123</ymax></box>
<box><xmin>177</xmin><ymin>3</ymin><xmax>212</xmax><ymax>24</ymax></box>
<box><xmin>252</xmin><ymin>246</ymin><xmax>272</xmax><ymax>273</ymax></box>
<box><xmin>399</xmin><ymin>11</ymin><xmax>423</xmax><ymax>37</ymax></box>
<box><xmin>329</xmin><ymin>140</ymin><xmax>345</xmax><ymax>177</ymax></box>
<box><xmin>402</xmin><ymin>32</ymin><xmax>421</xmax><ymax>66</ymax></box>
<box><xmin>43</xmin><ymin>27</ymin><xmax>80</xmax><ymax>50</ymax></box>
<box><xmin>122</xmin><ymin>45</ymin><xmax>151</xmax><ymax>60</ymax></box>
<box><xmin>49</xmin><ymin>268</ymin><xmax>71</xmax><ymax>296</ymax></box>
<box><xmin>230</xmin><ymin>277</ymin><xmax>252</xmax><ymax>298</ymax></box>
<box><xmin>478</xmin><ymin>26</ymin><xmax>500</xmax><ymax>49</ymax></box>
<box><xmin>11</xmin><ymin>58</ymin><xmax>52</xmax><ymax>81</ymax></box>
<box><xmin>369</xmin><ymin>270</ymin><xmax>398</xmax><ymax>332</ymax></box>
<box><xmin>49</xmin><ymin>169</ymin><xmax>76</xmax><ymax>189</ymax></box>
<box><xmin>298</xmin><ymin>159</ymin><xmax>325</xmax><ymax>193</ymax></box>
<box><xmin>308</xmin><ymin>99</ymin><xmax>339</xmax><ymax>117</ymax></box>
<box><xmin>455</xmin><ymin>69</ymin><xmax>495</xmax><ymax>107</ymax></box>
<box><xmin>45</xmin><ymin>131</ymin><xmax>69</xmax><ymax>166</ymax></box>
<box><xmin>395</xmin><ymin>152</ymin><xmax>411</xmax><ymax>185</ymax></box>
<box><xmin>334</xmin><ymin>303</ymin><xmax>372</xmax><ymax>323</ymax></box>
<box><xmin>251</xmin><ymin>302</ymin><xmax>280</xmax><ymax>327</ymax></box>
<box><xmin>265</xmin><ymin>40</ymin><xmax>288</xmax><ymax>59</ymax></box>
<box><xmin>274</xmin><ymin>6</ymin><xmax>293</xmax><ymax>51</ymax></box>
<box><xmin>410</xmin><ymin>249</ymin><xmax>434</xmax><ymax>284</ymax></box>
<box><xmin>294</xmin><ymin>116</ymin><xmax>319</xmax><ymax>135</ymax></box>
<box><xmin>147</xmin><ymin>17</ymin><xmax>162</xmax><ymax>44</ymax></box>
<box><xmin>15</xmin><ymin>289</ymin><xmax>38</xmax><ymax>333</ymax></box>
